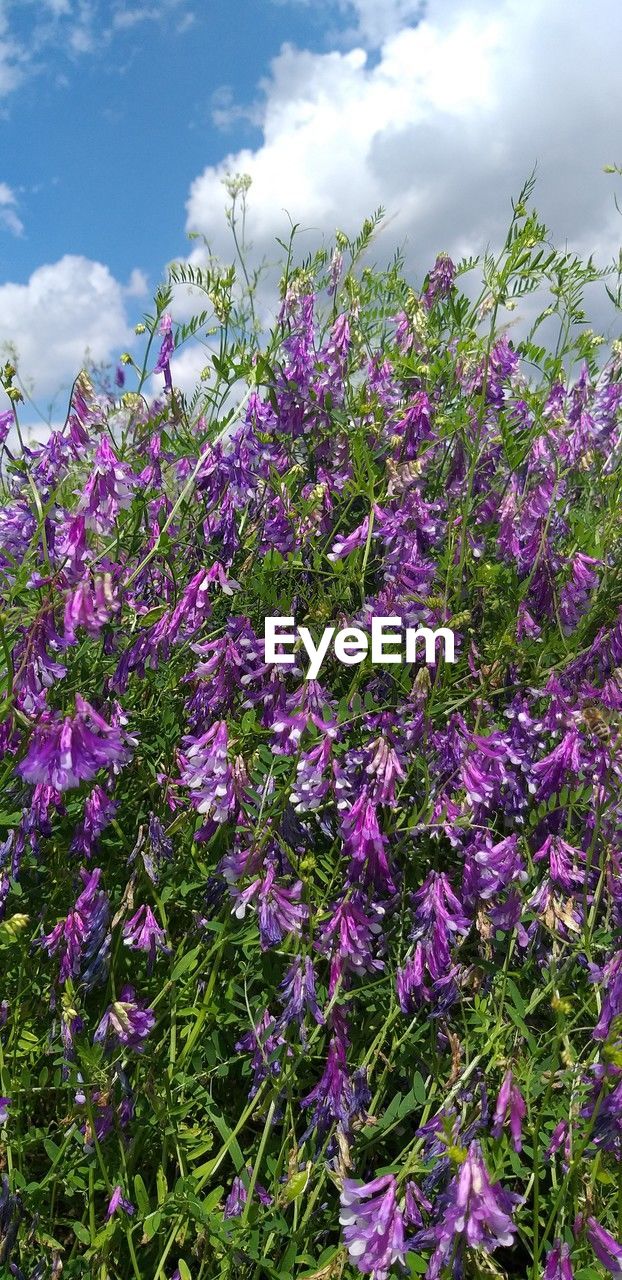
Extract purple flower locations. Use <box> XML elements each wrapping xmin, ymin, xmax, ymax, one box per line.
<box><xmin>532</xmin><ymin>729</ymin><xmax>582</xmax><ymax>801</ymax></box>
<box><xmin>39</xmin><ymin>867</ymin><xmax>110</xmax><ymax>988</ymax></box>
<box><xmin>232</xmin><ymin>863</ymin><xmax>308</xmax><ymax>950</ymax></box>
<box><xmin>77</xmin><ymin>436</ymin><xmax>136</xmax><ymax>533</ymax></box>
<box><xmin>426</xmin><ymin>1142</ymin><xmax>520</xmax><ymax>1277</ymax></box>
<box><xmin>71</xmin><ymin>784</ymin><xmax>117</xmax><ymax>858</ymax></box>
<box><xmin>302</xmin><ymin>1036</ymin><xmax>369</xmax><ymax>1140</ymax></box>
<box><xmin>277</xmin><ymin>955</ymin><xmax>324</xmax><ymax>1040</ymax></box>
<box><xmin>94</xmin><ymin>984</ymin><xmax>155</xmax><ymax>1053</ymax></box>
<box><xmin>491</xmin><ymin>1068</ymin><xmax>526</xmax><ymax>1151</ymax></box>
<box><xmin>364</xmin><ymin>735</ymin><xmax>406</xmax><ymax>806</ymax></box>
<box><xmin>544</xmin><ymin>1239</ymin><xmax>574</xmax><ymax>1280</ymax></box>
<box><xmin>178</xmin><ymin>720</ymin><xmax>235</xmax><ymax>823</ymax></box>
<box><xmin>422</xmin><ymin>252</ymin><xmax>455</xmax><ymax>309</ymax></box>
<box><xmin>0</xmin><ymin>1098</ymin><xmax>9</xmax><ymax>1125</ymax></box>
<box><xmin>154</xmin><ymin>312</ymin><xmax>174</xmax><ymax>389</ymax></box>
<box><xmin>341</xmin><ymin>793</ymin><xmax>395</xmax><ymax>895</ymax></box>
<box><xmin>64</xmin><ymin>573</ymin><xmax>119</xmax><ymax>642</ymax></box>
<box><xmin>235</xmin><ymin>1009</ymin><xmax>288</xmax><ymax>1096</ymax></box>
<box><xmin>224</xmin><ymin>1166</ymin><xmax>272</xmax><ymax>1218</ymax></box>
<box><xmin>339</xmin><ymin>1174</ymin><xmax>406</xmax><ymax>1280</ymax></box>
<box><xmin>18</xmin><ymin>695</ymin><xmax>133</xmax><ymax>792</ymax></box>
<box><xmin>106</xmin><ymin>1185</ymin><xmax>134</xmax><ymax>1219</ymax></box>
<box><xmin>122</xmin><ymin>904</ymin><xmax>169</xmax><ymax>969</ymax></box>
<box><xmin>582</xmin><ymin>1217</ymin><xmax>622</xmax><ymax>1278</ymax></box>
<box><xmin>315</xmin><ymin>895</ymin><xmax>385</xmax><ymax>995</ymax></box>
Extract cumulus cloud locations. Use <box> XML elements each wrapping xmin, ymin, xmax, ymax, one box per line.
<box><xmin>0</xmin><ymin>256</ymin><xmax>141</xmax><ymax>404</ymax></box>
<box><xmin>185</xmin><ymin>0</ymin><xmax>622</xmax><ymax>323</ymax></box>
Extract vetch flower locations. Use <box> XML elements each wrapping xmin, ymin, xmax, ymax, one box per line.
<box><xmin>122</xmin><ymin>904</ymin><xmax>169</xmax><ymax>969</ymax></box>
<box><xmin>94</xmin><ymin>984</ymin><xmax>155</xmax><ymax>1053</ymax></box>
<box><xmin>425</xmin><ymin>1142</ymin><xmax>520</xmax><ymax>1277</ymax></box>
<box><xmin>18</xmin><ymin>696</ymin><xmax>133</xmax><ymax>792</ymax></box>
<box><xmin>491</xmin><ymin>1068</ymin><xmax>527</xmax><ymax>1151</ymax></box>
<box><xmin>77</xmin><ymin>436</ymin><xmax>136</xmax><ymax>533</ymax></box>
<box><xmin>544</xmin><ymin>1239</ymin><xmax>574</xmax><ymax>1279</ymax></box>
<box><xmin>581</xmin><ymin>1216</ymin><xmax>622</xmax><ymax>1278</ymax></box>
<box><xmin>106</xmin><ymin>1185</ymin><xmax>134</xmax><ymax>1219</ymax></box>
<box><xmin>339</xmin><ymin>1174</ymin><xmax>406</xmax><ymax>1280</ymax></box>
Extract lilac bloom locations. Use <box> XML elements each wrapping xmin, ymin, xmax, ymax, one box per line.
<box><xmin>224</xmin><ymin>1166</ymin><xmax>272</xmax><ymax>1218</ymax></box>
<box><xmin>64</xmin><ymin>573</ymin><xmax>119</xmax><ymax>642</ymax></box>
<box><xmin>232</xmin><ymin>863</ymin><xmax>308</xmax><ymax>950</ymax></box>
<box><xmin>18</xmin><ymin>695</ymin><xmax>133</xmax><ymax>792</ymax></box>
<box><xmin>71</xmin><ymin>784</ymin><xmax>117</xmax><ymax>858</ymax></box>
<box><xmin>122</xmin><ymin>904</ymin><xmax>169</xmax><ymax>969</ymax></box>
<box><xmin>94</xmin><ymin>985</ymin><xmax>155</xmax><ymax>1053</ymax></box>
<box><xmin>315</xmin><ymin>895</ymin><xmax>385</xmax><ymax>995</ymax></box>
<box><xmin>583</xmin><ymin>1217</ymin><xmax>622</xmax><ymax>1278</ymax></box>
<box><xmin>277</xmin><ymin>955</ymin><xmax>324</xmax><ymax>1038</ymax></box>
<box><xmin>426</xmin><ymin>1142</ymin><xmax>520</xmax><ymax>1277</ymax></box>
<box><xmin>178</xmin><ymin>720</ymin><xmax>235</xmax><ymax>823</ymax></box>
<box><xmin>0</xmin><ymin>1098</ymin><xmax>9</xmax><ymax>1125</ymax></box>
<box><xmin>77</xmin><ymin>436</ymin><xmax>136</xmax><ymax>532</ymax></box>
<box><xmin>544</xmin><ymin>1239</ymin><xmax>574</xmax><ymax>1280</ymax></box>
<box><xmin>235</xmin><ymin>1009</ymin><xmax>288</xmax><ymax>1097</ymax></box>
<box><xmin>364</xmin><ymin>735</ymin><xmax>406</xmax><ymax>806</ymax></box>
<box><xmin>341</xmin><ymin>793</ymin><xmax>395</xmax><ymax>895</ymax></box>
<box><xmin>532</xmin><ymin>729</ymin><xmax>582</xmax><ymax>801</ymax></box>
<box><xmin>422</xmin><ymin>252</ymin><xmax>455</xmax><ymax>309</ymax></box>
<box><xmin>591</xmin><ymin>950</ymin><xmax>622</xmax><ymax>1041</ymax></box>
<box><xmin>491</xmin><ymin>1068</ymin><xmax>526</xmax><ymax>1151</ymax></box>
<box><xmin>302</xmin><ymin>1036</ymin><xmax>370</xmax><ymax>1140</ymax></box>
<box><xmin>106</xmin><ymin>1185</ymin><xmax>134</xmax><ymax>1219</ymax></box>
<box><xmin>39</xmin><ymin>867</ymin><xmax>110</xmax><ymax>988</ymax></box>
<box><xmin>154</xmin><ymin>312</ymin><xmax>174</xmax><ymax>390</ymax></box>
<box><xmin>339</xmin><ymin>1174</ymin><xmax>406</xmax><ymax>1280</ymax></box>
<box><xmin>290</xmin><ymin>737</ymin><xmax>332</xmax><ymax>812</ymax></box>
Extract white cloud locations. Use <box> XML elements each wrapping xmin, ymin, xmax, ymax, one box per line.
<box><xmin>0</xmin><ymin>256</ymin><xmax>138</xmax><ymax>403</ymax></box>
<box><xmin>0</xmin><ymin>11</ymin><xmax>26</xmax><ymax>97</ymax></box>
<box><xmin>0</xmin><ymin>183</ymin><xmax>24</xmax><ymax>236</ymax></box>
<box><xmin>185</xmin><ymin>0</ymin><xmax>622</xmax><ymax>329</ymax></box>
<box><xmin>124</xmin><ymin>267</ymin><xmax>150</xmax><ymax>298</ymax></box>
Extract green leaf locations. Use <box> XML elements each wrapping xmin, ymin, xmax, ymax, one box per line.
<box><xmin>134</xmin><ymin>1173</ymin><xmax>150</xmax><ymax>1216</ymax></box>
<box><xmin>142</xmin><ymin>1210</ymin><xmax>162</xmax><ymax>1241</ymax></box>
<box><xmin>72</xmin><ymin>1221</ymin><xmax>91</xmax><ymax>1246</ymax></box>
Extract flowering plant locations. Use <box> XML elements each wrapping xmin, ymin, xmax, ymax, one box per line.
<box><xmin>1</xmin><ymin>180</ymin><xmax>622</xmax><ymax>1278</ymax></box>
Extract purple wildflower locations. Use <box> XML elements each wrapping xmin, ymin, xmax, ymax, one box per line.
<box><xmin>582</xmin><ymin>1217</ymin><xmax>622</xmax><ymax>1278</ymax></box>
<box><xmin>106</xmin><ymin>1186</ymin><xmax>134</xmax><ymax>1219</ymax></box>
<box><xmin>122</xmin><ymin>904</ymin><xmax>169</xmax><ymax>969</ymax></box>
<box><xmin>339</xmin><ymin>1174</ymin><xmax>406</xmax><ymax>1280</ymax></box>
<box><xmin>154</xmin><ymin>312</ymin><xmax>174</xmax><ymax>390</ymax></box>
<box><xmin>77</xmin><ymin>436</ymin><xmax>136</xmax><ymax>533</ymax></box>
<box><xmin>18</xmin><ymin>695</ymin><xmax>133</xmax><ymax>792</ymax></box>
<box><xmin>422</xmin><ymin>253</ymin><xmax>455</xmax><ymax>309</ymax></box>
<box><xmin>94</xmin><ymin>984</ymin><xmax>155</xmax><ymax>1053</ymax></box>
<box><xmin>178</xmin><ymin>720</ymin><xmax>235</xmax><ymax>823</ymax></box>
<box><xmin>491</xmin><ymin>1068</ymin><xmax>526</xmax><ymax>1151</ymax></box>
<box><xmin>232</xmin><ymin>863</ymin><xmax>308</xmax><ymax>950</ymax></box>
<box><xmin>544</xmin><ymin>1239</ymin><xmax>574</xmax><ymax>1280</ymax></box>
<box><xmin>426</xmin><ymin>1142</ymin><xmax>520</xmax><ymax>1277</ymax></box>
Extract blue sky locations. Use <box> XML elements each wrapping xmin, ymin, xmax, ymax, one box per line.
<box><xmin>0</xmin><ymin>1</ymin><xmax>330</xmax><ymax>286</ymax></box>
<box><xmin>1</xmin><ymin>0</ymin><xmax>622</xmax><ymax>421</ymax></box>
